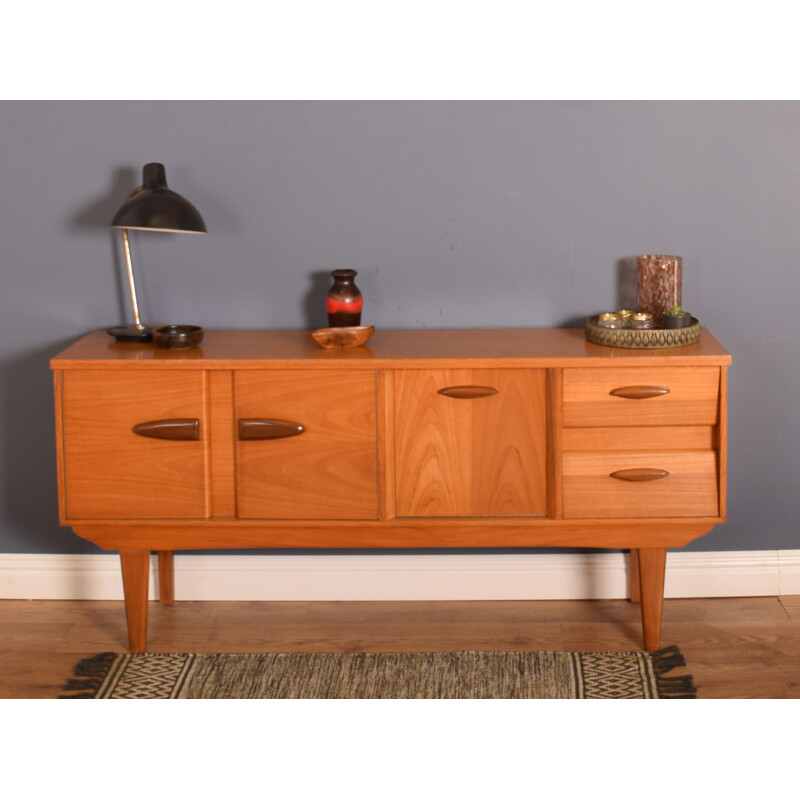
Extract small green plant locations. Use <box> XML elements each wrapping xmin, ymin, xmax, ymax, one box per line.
<box><xmin>664</xmin><ymin>305</ymin><xmax>686</xmax><ymax>316</ymax></box>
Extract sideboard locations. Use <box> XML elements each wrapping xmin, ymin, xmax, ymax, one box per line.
<box><xmin>51</xmin><ymin>328</ymin><xmax>730</xmax><ymax>653</ymax></box>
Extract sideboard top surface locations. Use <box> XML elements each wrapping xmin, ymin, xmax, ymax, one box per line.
<box><xmin>51</xmin><ymin>328</ymin><xmax>731</xmax><ymax>370</ymax></box>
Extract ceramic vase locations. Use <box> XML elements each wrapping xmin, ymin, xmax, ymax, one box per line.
<box><xmin>326</xmin><ymin>269</ymin><xmax>363</xmax><ymax>327</ymax></box>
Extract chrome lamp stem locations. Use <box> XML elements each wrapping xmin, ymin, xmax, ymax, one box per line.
<box><xmin>121</xmin><ymin>228</ymin><xmax>144</xmax><ymax>331</ymax></box>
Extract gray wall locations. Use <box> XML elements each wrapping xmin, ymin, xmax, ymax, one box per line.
<box><xmin>1</xmin><ymin>100</ymin><xmax>797</xmax><ymax>555</ymax></box>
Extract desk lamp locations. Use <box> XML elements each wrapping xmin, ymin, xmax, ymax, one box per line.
<box><xmin>107</xmin><ymin>162</ymin><xmax>207</xmax><ymax>342</ymax></box>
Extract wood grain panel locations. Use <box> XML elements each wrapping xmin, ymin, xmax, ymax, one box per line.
<box><xmin>205</xmin><ymin>371</ymin><xmax>236</xmax><ymax>518</ymax></box>
<box><xmin>718</xmin><ymin>366</ymin><xmax>728</xmax><ymax>521</ymax></box>
<box><xmin>546</xmin><ymin>369</ymin><xmax>563</xmax><ymax>520</ymax></box>
<box><xmin>62</xmin><ymin>370</ymin><xmax>207</xmax><ymax>520</ymax></box>
<box><xmin>394</xmin><ymin>369</ymin><xmax>547</xmax><ymax>517</ymax></box>
<box><xmin>50</xmin><ymin>328</ymin><xmax>733</xmax><ymax>371</ymax></box>
<box><xmin>71</xmin><ymin>518</ymin><xmax>719</xmax><ymax>551</ymax></box>
<box><xmin>562</xmin><ymin>450</ymin><xmax>718</xmax><ymax>519</ymax></box>
<box><xmin>563</xmin><ymin>366</ymin><xmax>720</xmax><ymax>427</ymax></box>
<box><xmin>563</xmin><ymin>425</ymin><xmax>715</xmax><ymax>452</ymax></box>
<box><xmin>53</xmin><ymin>371</ymin><xmax>67</xmax><ymax>522</ymax></box>
<box><xmin>377</xmin><ymin>371</ymin><xmax>397</xmax><ymax>520</ymax></box>
<box><xmin>235</xmin><ymin>370</ymin><xmax>378</xmax><ymax>520</ymax></box>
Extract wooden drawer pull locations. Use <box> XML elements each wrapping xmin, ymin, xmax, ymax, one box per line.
<box><xmin>610</xmin><ymin>468</ymin><xmax>670</xmax><ymax>482</ymax></box>
<box><xmin>238</xmin><ymin>419</ymin><xmax>305</xmax><ymax>440</ymax></box>
<box><xmin>438</xmin><ymin>385</ymin><xmax>498</xmax><ymax>399</ymax></box>
<box><xmin>132</xmin><ymin>419</ymin><xmax>200</xmax><ymax>441</ymax></box>
<box><xmin>609</xmin><ymin>385</ymin><xmax>670</xmax><ymax>400</ymax></box>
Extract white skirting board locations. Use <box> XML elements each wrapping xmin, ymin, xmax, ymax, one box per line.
<box><xmin>1</xmin><ymin>550</ymin><xmax>799</xmax><ymax>601</ymax></box>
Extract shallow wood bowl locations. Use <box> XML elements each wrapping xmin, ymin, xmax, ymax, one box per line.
<box><xmin>311</xmin><ymin>325</ymin><xmax>375</xmax><ymax>348</ymax></box>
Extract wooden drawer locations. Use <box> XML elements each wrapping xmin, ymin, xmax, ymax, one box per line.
<box><xmin>563</xmin><ymin>367</ymin><xmax>720</xmax><ymax>427</ymax></box>
<box><xmin>562</xmin><ymin>451</ymin><xmax>719</xmax><ymax>519</ymax></box>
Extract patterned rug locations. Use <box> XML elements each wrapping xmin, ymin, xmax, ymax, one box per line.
<box><xmin>61</xmin><ymin>646</ymin><xmax>696</xmax><ymax>699</ymax></box>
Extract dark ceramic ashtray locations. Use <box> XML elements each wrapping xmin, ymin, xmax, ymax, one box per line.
<box><xmin>152</xmin><ymin>325</ymin><xmax>204</xmax><ymax>349</ymax></box>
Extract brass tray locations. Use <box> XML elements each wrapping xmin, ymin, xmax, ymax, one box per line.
<box><xmin>585</xmin><ymin>316</ymin><xmax>701</xmax><ymax>348</ymax></box>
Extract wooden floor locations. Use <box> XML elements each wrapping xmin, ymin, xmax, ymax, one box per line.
<box><xmin>1</xmin><ymin>595</ymin><xmax>798</xmax><ymax>698</ymax></box>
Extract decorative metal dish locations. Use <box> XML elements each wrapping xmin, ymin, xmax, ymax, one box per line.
<box><xmin>312</xmin><ymin>325</ymin><xmax>375</xmax><ymax>349</ymax></box>
<box><xmin>585</xmin><ymin>316</ymin><xmax>701</xmax><ymax>348</ymax></box>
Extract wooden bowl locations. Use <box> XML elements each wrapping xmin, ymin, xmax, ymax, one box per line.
<box><xmin>153</xmin><ymin>325</ymin><xmax>204</xmax><ymax>349</ymax></box>
<box><xmin>312</xmin><ymin>325</ymin><xmax>375</xmax><ymax>349</ymax></box>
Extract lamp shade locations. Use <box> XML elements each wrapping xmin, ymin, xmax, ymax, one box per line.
<box><xmin>111</xmin><ymin>162</ymin><xmax>207</xmax><ymax>233</ymax></box>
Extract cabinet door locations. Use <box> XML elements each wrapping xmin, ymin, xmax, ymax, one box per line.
<box><xmin>60</xmin><ymin>370</ymin><xmax>207</xmax><ymax>520</ymax></box>
<box><xmin>393</xmin><ymin>369</ymin><xmax>547</xmax><ymax>517</ymax></box>
<box><xmin>235</xmin><ymin>370</ymin><xmax>378</xmax><ymax>520</ymax></box>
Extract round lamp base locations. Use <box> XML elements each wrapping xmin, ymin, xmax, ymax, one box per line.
<box><xmin>106</xmin><ymin>325</ymin><xmax>157</xmax><ymax>343</ymax></box>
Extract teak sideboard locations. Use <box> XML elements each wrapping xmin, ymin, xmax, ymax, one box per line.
<box><xmin>51</xmin><ymin>328</ymin><xmax>731</xmax><ymax>653</ymax></box>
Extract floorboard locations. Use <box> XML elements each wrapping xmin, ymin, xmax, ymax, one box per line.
<box><xmin>0</xmin><ymin>597</ymin><xmax>798</xmax><ymax>698</ymax></box>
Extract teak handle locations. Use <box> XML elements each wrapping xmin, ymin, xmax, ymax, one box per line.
<box><xmin>609</xmin><ymin>386</ymin><xmax>670</xmax><ymax>400</ymax></box>
<box><xmin>438</xmin><ymin>385</ymin><xmax>499</xmax><ymax>399</ymax></box>
<box><xmin>610</xmin><ymin>468</ymin><xmax>670</xmax><ymax>482</ymax></box>
<box><xmin>132</xmin><ymin>419</ymin><xmax>200</xmax><ymax>441</ymax></box>
<box><xmin>238</xmin><ymin>419</ymin><xmax>306</xmax><ymax>440</ymax></box>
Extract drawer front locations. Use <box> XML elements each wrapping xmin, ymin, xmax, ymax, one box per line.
<box><xmin>563</xmin><ymin>367</ymin><xmax>720</xmax><ymax>427</ymax></box>
<box><xmin>562</xmin><ymin>451</ymin><xmax>719</xmax><ymax>519</ymax></box>
<box><xmin>61</xmin><ymin>370</ymin><xmax>208</xmax><ymax>520</ymax></box>
<box><xmin>393</xmin><ymin>369</ymin><xmax>547</xmax><ymax>517</ymax></box>
<box><xmin>235</xmin><ymin>370</ymin><xmax>378</xmax><ymax>520</ymax></box>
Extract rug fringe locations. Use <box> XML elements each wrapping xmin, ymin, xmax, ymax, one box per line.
<box><xmin>651</xmin><ymin>645</ymin><xmax>698</xmax><ymax>699</ymax></box>
<box><xmin>59</xmin><ymin>652</ymin><xmax>119</xmax><ymax>699</ymax></box>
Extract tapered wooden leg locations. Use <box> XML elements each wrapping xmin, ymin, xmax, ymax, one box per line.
<box><xmin>637</xmin><ymin>547</ymin><xmax>667</xmax><ymax>652</ymax></box>
<box><xmin>119</xmin><ymin>549</ymin><xmax>150</xmax><ymax>653</ymax></box>
<box><xmin>629</xmin><ymin>549</ymin><xmax>640</xmax><ymax>603</ymax></box>
<box><xmin>158</xmin><ymin>550</ymin><xmax>174</xmax><ymax>605</ymax></box>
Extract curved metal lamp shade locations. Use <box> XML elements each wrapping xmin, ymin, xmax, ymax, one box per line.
<box><xmin>111</xmin><ymin>162</ymin><xmax>207</xmax><ymax>233</ymax></box>
<box><xmin>107</xmin><ymin>163</ymin><xmax>207</xmax><ymax>342</ymax></box>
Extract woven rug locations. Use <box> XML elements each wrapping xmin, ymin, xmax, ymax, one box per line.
<box><xmin>61</xmin><ymin>645</ymin><xmax>695</xmax><ymax>699</ymax></box>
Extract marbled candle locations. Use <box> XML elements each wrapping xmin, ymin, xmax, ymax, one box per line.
<box><xmin>637</xmin><ymin>255</ymin><xmax>682</xmax><ymax>327</ymax></box>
